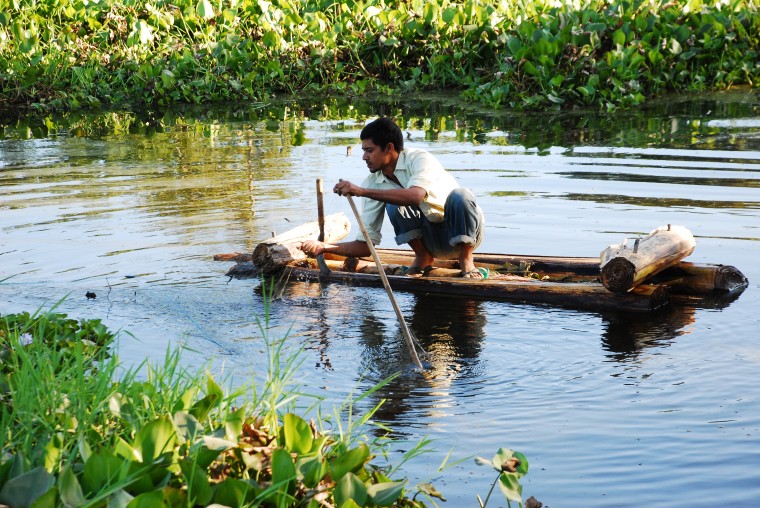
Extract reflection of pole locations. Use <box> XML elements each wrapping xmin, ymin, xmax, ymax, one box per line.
<box><xmin>247</xmin><ymin>141</ymin><xmax>256</xmax><ymax>217</ymax></box>
<box><xmin>344</xmin><ymin>194</ymin><xmax>423</xmax><ymax>370</ymax></box>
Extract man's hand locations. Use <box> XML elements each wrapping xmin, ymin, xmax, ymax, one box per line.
<box><xmin>333</xmin><ymin>179</ymin><xmax>363</xmax><ymax>197</ymax></box>
<box><xmin>299</xmin><ymin>240</ymin><xmax>326</xmax><ymax>256</ymax></box>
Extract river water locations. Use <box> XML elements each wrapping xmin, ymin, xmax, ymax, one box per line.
<box><xmin>1</xmin><ymin>91</ymin><xmax>759</xmax><ymax>507</ymax></box>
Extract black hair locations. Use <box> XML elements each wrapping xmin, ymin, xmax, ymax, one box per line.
<box><xmin>360</xmin><ymin>117</ymin><xmax>404</xmax><ymax>152</ymax></box>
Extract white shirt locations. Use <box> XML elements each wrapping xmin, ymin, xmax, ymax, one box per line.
<box><xmin>357</xmin><ymin>147</ymin><xmax>459</xmax><ymax>244</ymax></box>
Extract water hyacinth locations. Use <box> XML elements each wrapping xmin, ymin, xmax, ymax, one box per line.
<box><xmin>0</xmin><ymin>0</ymin><xmax>758</xmax><ymax>112</ymax></box>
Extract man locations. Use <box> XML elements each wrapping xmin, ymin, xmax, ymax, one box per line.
<box><xmin>300</xmin><ymin>117</ymin><xmax>486</xmax><ymax>278</ymax></box>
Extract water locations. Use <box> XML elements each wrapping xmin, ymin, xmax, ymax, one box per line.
<box><xmin>2</xmin><ymin>91</ymin><xmax>759</xmax><ymax>507</ymax></box>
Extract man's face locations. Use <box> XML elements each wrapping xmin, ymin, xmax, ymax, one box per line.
<box><xmin>361</xmin><ymin>139</ymin><xmax>394</xmax><ymax>174</ymax></box>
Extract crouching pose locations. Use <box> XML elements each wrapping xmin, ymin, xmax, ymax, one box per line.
<box><xmin>300</xmin><ymin>117</ymin><xmax>486</xmax><ymax>278</ymax></box>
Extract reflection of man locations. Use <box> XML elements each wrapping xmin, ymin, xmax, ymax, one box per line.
<box><xmin>300</xmin><ymin>117</ymin><xmax>486</xmax><ymax>278</ymax></box>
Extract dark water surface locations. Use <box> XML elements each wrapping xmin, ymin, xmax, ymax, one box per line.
<box><xmin>2</xmin><ymin>91</ymin><xmax>759</xmax><ymax>507</ymax></box>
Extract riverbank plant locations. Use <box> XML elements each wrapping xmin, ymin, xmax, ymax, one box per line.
<box><xmin>1</xmin><ymin>0</ymin><xmax>758</xmax><ymax>113</ymax></box>
<box><xmin>0</xmin><ymin>307</ymin><xmax>439</xmax><ymax>506</ymax></box>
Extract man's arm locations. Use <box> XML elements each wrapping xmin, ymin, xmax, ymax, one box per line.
<box><xmin>300</xmin><ymin>239</ymin><xmax>371</xmax><ymax>258</ymax></box>
<box><xmin>334</xmin><ymin>180</ymin><xmax>426</xmax><ymax>206</ymax></box>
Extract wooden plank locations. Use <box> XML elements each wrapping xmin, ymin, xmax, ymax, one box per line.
<box><xmin>600</xmin><ymin>225</ymin><xmax>696</xmax><ymax>293</ymax></box>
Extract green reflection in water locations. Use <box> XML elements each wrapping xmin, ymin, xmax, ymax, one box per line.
<box><xmin>2</xmin><ymin>90</ymin><xmax>760</xmax><ymax>151</ymax></box>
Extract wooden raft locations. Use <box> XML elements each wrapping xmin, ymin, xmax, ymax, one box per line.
<box><xmin>214</xmin><ymin>222</ymin><xmax>747</xmax><ymax>313</ymax></box>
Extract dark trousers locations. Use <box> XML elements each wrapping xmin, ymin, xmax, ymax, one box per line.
<box><xmin>386</xmin><ymin>188</ymin><xmax>484</xmax><ymax>259</ymax></box>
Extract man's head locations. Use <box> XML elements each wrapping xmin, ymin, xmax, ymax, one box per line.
<box><xmin>360</xmin><ymin>117</ymin><xmax>404</xmax><ymax>153</ymax></box>
<box><xmin>360</xmin><ymin>117</ymin><xmax>404</xmax><ymax>175</ymax></box>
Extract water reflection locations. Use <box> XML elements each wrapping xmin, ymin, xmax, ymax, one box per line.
<box><xmin>600</xmin><ymin>306</ymin><xmax>697</xmax><ymax>361</ymax></box>
<box><xmin>353</xmin><ymin>294</ymin><xmax>488</xmax><ymax>430</ymax></box>
<box><xmin>409</xmin><ymin>294</ymin><xmax>487</xmax><ymax>365</ymax></box>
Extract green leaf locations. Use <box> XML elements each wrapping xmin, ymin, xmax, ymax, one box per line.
<box><xmin>668</xmin><ymin>37</ymin><xmax>682</xmax><ymax>55</ymax></box>
<box><xmin>188</xmin><ymin>393</ymin><xmax>220</xmax><ymax>421</ymax></box>
<box><xmin>507</xmin><ymin>36</ymin><xmax>523</xmax><ymax>56</ymax></box>
<box><xmin>83</xmin><ymin>449</ymin><xmax>127</xmax><ymax>495</ymax></box>
<box><xmin>58</xmin><ymin>466</ymin><xmax>86</xmax><ymax>506</ymax></box>
<box><xmin>132</xmin><ymin>416</ymin><xmax>177</xmax><ymax>464</ymax></box>
<box><xmin>367</xmin><ymin>481</ymin><xmax>405</xmax><ymax>506</ymax></box>
<box><xmin>513</xmin><ymin>451</ymin><xmax>529</xmax><ymax>475</ymax></box>
<box><xmin>105</xmin><ymin>490</ymin><xmax>134</xmax><ymax>507</ymax></box>
<box><xmin>0</xmin><ymin>467</ymin><xmax>55</xmax><ymax>508</ymax></box>
<box><xmin>498</xmin><ymin>472</ymin><xmax>523</xmax><ymax>503</ymax></box>
<box><xmin>334</xmin><ymin>472</ymin><xmax>367</xmax><ymax>507</ymax></box>
<box><xmin>124</xmin><ymin>490</ymin><xmax>164</xmax><ymax>507</ymax></box>
<box><xmin>283</xmin><ymin>413</ymin><xmax>313</xmax><ymax>454</ymax></box>
<box><xmin>211</xmin><ymin>478</ymin><xmax>255</xmax><ymax>506</ymax></box>
<box><xmin>521</xmin><ymin>60</ymin><xmax>539</xmax><ymax>77</ymax></box>
<box><xmin>29</xmin><ymin>487</ymin><xmax>57</xmax><ymax>508</ymax></box>
<box><xmin>648</xmin><ymin>48</ymin><xmax>664</xmax><ymax>66</ymax></box>
<box><xmin>196</xmin><ymin>0</ymin><xmax>215</xmax><ymax>19</ymax></box>
<box><xmin>271</xmin><ymin>448</ymin><xmax>296</xmax><ymax>494</ymax></box>
<box><xmin>329</xmin><ymin>443</ymin><xmax>369</xmax><ymax>482</ymax></box>
<box><xmin>43</xmin><ymin>434</ymin><xmax>63</xmax><ymax>472</ymax></box>
<box><xmin>225</xmin><ymin>406</ymin><xmax>245</xmax><ymax>441</ymax></box>
<box><xmin>262</xmin><ymin>31</ymin><xmax>280</xmax><ymax>48</ymax></box>
<box><xmin>613</xmin><ymin>28</ymin><xmax>626</xmax><ymax>46</ymax></box>
<box><xmin>442</xmin><ymin>7</ymin><xmax>457</xmax><ymax>23</ymax></box>
<box><xmin>297</xmin><ymin>455</ymin><xmax>328</xmax><ymax>488</ymax></box>
<box><xmin>173</xmin><ymin>411</ymin><xmax>202</xmax><ymax>442</ymax></box>
<box><xmin>180</xmin><ymin>460</ymin><xmax>212</xmax><ymax>506</ymax></box>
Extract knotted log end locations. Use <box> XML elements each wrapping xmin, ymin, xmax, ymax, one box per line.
<box><xmin>600</xmin><ymin>257</ymin><xmax>636</xmax><ymax>294</ymax></box>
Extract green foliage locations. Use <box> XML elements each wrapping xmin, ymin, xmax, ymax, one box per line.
<box><xmin>475</xmin><ymin>448</ymin><xmax>530</xmax><ymax>508</ymax></box>
<box><xmin>0</xmin><ymin>306</ymin><xmax>431</xmax><ymax>507</ymax></box>
<box><xmin>0</xmin><ymin>0</ymin><xmax>757</xmax><ymax>112</ymax></box>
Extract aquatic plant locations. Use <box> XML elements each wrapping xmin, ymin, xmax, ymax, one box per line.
<box><xmin>475</xmin><ymin>448</ymin><xmax>530</xmax><ymax>508</ymax></box>
<box><xmin>1</xmin><ymin>0</ymin><xmax>757</xmax><ymax>112</ymax></box>
<box><xmin>0</xmin><ymin>307</ymin><xmax>435</xmax><ymax>506</ymax></box>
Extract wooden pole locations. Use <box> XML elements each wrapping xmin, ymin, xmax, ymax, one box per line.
<box><xmin>345</xmin><ymin>195</ymin><xmax>424</xmax><ymax>370</ymax></box>
<box><xmin>315</xmin><ymin>178</ymin><xmax>331</xmax><ymax>276</ymax></box>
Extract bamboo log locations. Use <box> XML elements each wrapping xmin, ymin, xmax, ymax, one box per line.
<box><xmin>652</xmin><ymin>262</ymin><xmax>748</xmax><ymax>294</ymax></box>
<box><xmin>600</xmin><ymin>225</ymin><xmax>696</xmax><ymax>294</ymax></box>
<box><xmin>369</xmin><ymin>248</ymin><xmax>601</xmax><ymax>277</ymax></box>
<box><xmin>281</xmin><ymin>265</ymin><xmax>670</xmax><ymax>313</ymax></box>
<box><xmin>252</xmin><ymin>212</ymin><xmax>350</xmax><ymax>273</ymax></box>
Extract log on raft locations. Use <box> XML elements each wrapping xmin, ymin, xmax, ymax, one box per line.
<box><xmin>600</xmin><ymin>225</ymin><xmax>696</xmax><ymax>294</ymax></box>
<box><xmin>252</xmin><ymin>212</ymin><xmax>351</xmax><ymax>274</ymax></box>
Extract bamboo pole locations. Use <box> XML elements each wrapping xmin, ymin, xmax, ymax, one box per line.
<box><xmin>345</xmin><ymin>195</ymin><xmax>424</xmax><ymax>370</ymax></box>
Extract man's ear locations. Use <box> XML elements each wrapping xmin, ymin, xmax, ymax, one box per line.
<box><xmin>384</xmin><ymin>142</ymin><xmax>395</xmax><ymax>152</ymax></box>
